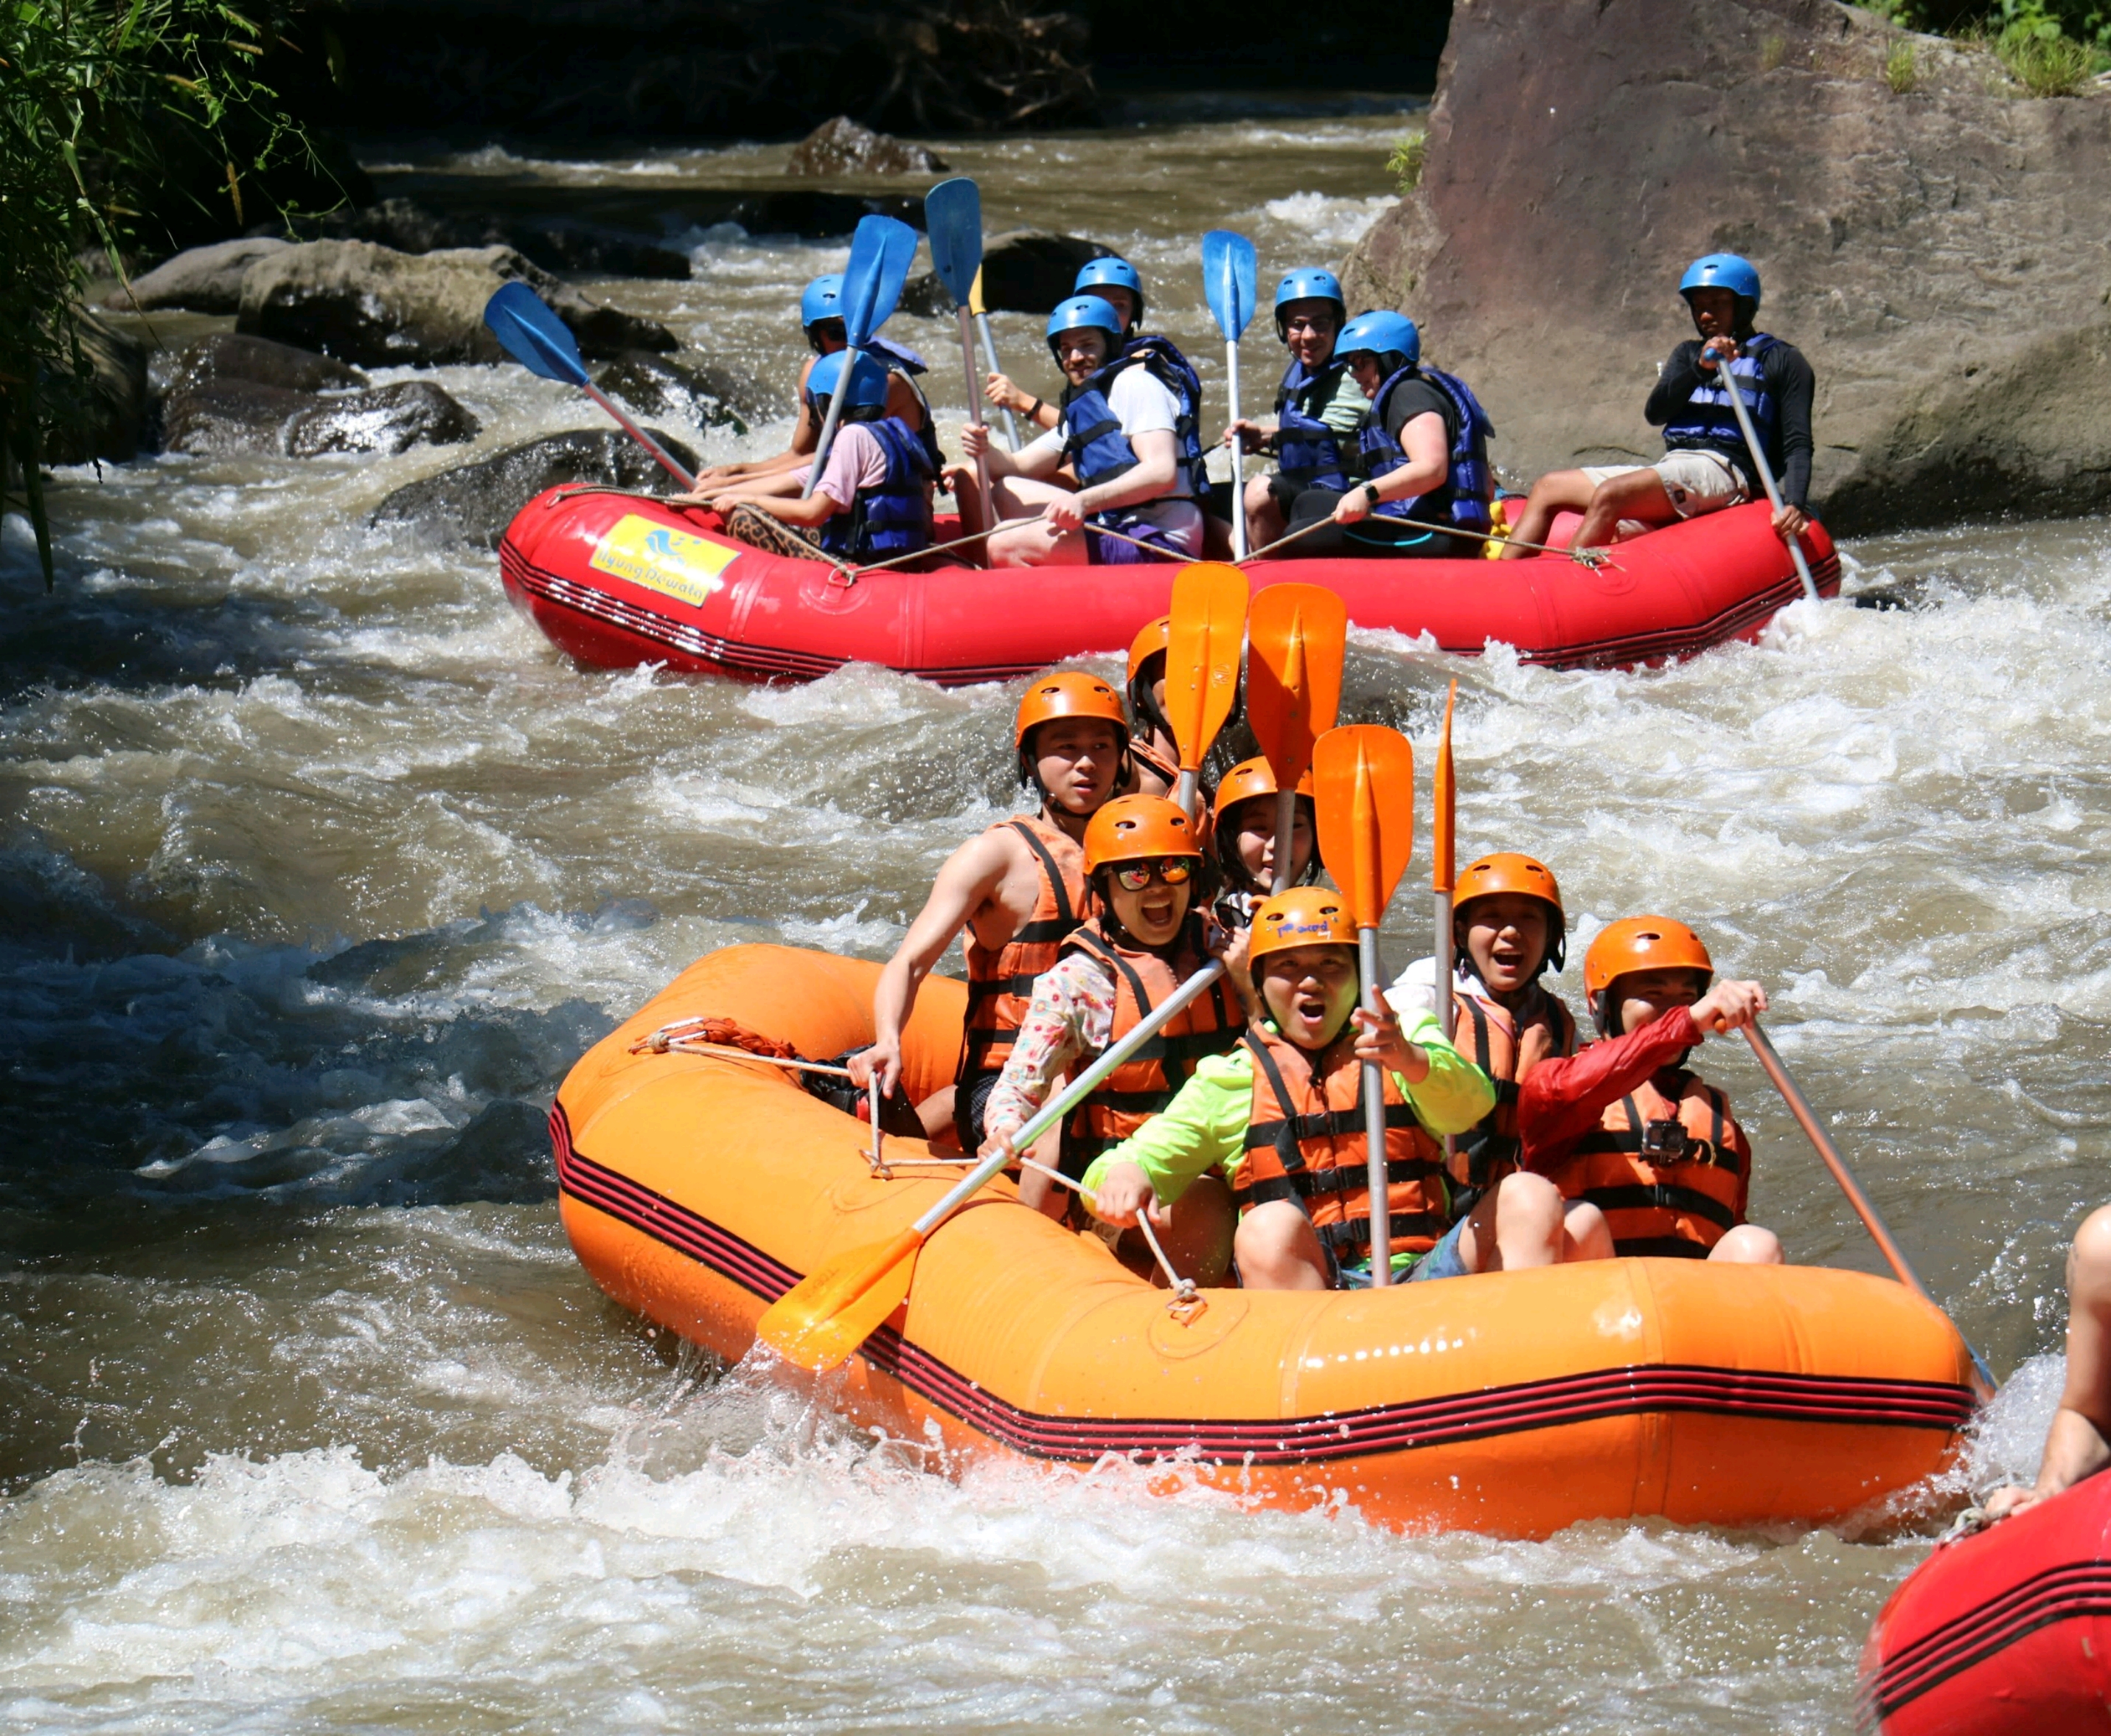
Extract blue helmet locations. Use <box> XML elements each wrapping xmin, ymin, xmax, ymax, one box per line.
<box><xmin>801</xmin><ymin>273</ymin><xmax>845</xmax><ymax>330</ymax></box>
<box><xmin>1273</xmin><ymin>267</ymin><xmax>1346</xmax><ymax>338</ymax></box>
<box><xmin>1074</xmin><ymin>256</ymin><xmax>1145</xmax><ymax>323</ymax></box>
<box><xmin>807</xmin><ymin>348</ymin><xmax>890</xmax><ymax>411</ymax></box>
<box><xmin>1678</xmin><ymin>253</ymin><xmax>1762</xmax><ymax>315</ymax></box>
<box><xmin>1335</xmin><ymin>310</ymin><xmax>1421</xmax><ymax>370</ymax></box>
<box><xmin>1046</xmin><ymin>294</ymin><xmax>1126</xmax><ymax>362</ymax></box>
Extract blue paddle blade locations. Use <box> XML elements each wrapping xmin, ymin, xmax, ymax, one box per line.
<box><xmin>1200</xmin><ymin>229</ymin><xmax>1259</xmax><ymax>341</ymax></box>
<box><xmin>483</xmin><ymin>281</ymin><xmax>590</xmax><ymax>387</ymax></box>
<box><xmin>840</xmin><ymin>214</ymin><xmax>922</xmax><ymax>350</ymax></box>
<box><xmin>923</xmin><ymin>178</ymin><xmax>984</xmax><ymax>310</ymax></box>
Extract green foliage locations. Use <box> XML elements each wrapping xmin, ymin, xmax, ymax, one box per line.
<box><xmin>0</xmin><ymin>0</ymin><xmax>326</xmax><ymax>586</ymax></box>
<box><xmin>1887</xmin><ymin>37</ymin><xmax>1921</xmax><ymax>88</ymax></box>
<box><xmin>1992</xmin><ymin>1</ymin><xmax>2108</xmax><ymax>88</ymax></box>
<box><xmin>1385</xmin><ymin>128</ymin><xmax>1427</xmax><ymax>194</ymax></box>
<box><xmin>1857</xmin><ymin>0</ymin><xmax>2111</xmax><ymax>49</ymax></box>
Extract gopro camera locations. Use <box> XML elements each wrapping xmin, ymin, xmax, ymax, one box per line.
<box><xmin>1639</xmin><ymin>1119</ymin><xmax>1689</xmax><ymax>1161</ymax></box>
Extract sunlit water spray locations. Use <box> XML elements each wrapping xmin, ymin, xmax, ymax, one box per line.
<box><xmin>2</xmin><ymin>108</ymin><xmax>2108</xmax><ymax>1732</ymax></box>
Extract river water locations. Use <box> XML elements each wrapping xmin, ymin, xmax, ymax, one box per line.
<box><xmin>4</xmin><ymin>103</ymin><xmax>2108</xmax><ymax>1732</ymax></box>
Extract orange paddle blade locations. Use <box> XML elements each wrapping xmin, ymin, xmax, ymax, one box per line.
<box><xmin>1433</xmin><ymin>679</ymin><xmax>1457</xmax><ymax>895</ymax></box>
<box><xmin>757</xmin><ymin>1226</ymin><xmax>922</xmax><ymax>1372</ymax></box>
<box><xmin>1246</xmin><ymin>583</ymin><xmax>1346</xmax><ymax>791</ymax></box>
<box><xmin>1164</xmin><ymin>562</ymin><xmax>1249</xmax><ymax>774</ymax></box>
<box><xmin>1314</xmin><ymin>724</ymin><xmax>1414</xmax><ymax>931</ymax></box>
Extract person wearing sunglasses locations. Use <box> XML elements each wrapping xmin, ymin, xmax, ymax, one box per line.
<box><xmin>980</xmin><ymin>795</ymin><xmax>1245</xmax><ymax>1283</ymax></box>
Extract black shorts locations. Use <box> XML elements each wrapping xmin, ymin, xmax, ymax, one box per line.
<box><xmin>957</xmin><ymin>1068</ymin><xmax>1003</xmax><ymax>1152</ymax></box>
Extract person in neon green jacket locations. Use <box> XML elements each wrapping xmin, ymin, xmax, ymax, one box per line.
<box><xmin>1079</xmin><ymin>886</ymin><xmax>1603</xmax><ymax>1289</ymax></box>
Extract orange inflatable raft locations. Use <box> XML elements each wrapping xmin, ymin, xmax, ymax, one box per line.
<box><xmin>554</xmin><ymin>945</ymin><xmax>1979</xmax><ymax>1537</ymax></box>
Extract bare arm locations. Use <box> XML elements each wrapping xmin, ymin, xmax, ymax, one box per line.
<box><xmin>850</xmin><ymin>830</ymin><xmax>1017</xmax><ymax>1095</ymax></box>
<box><xmin>1331</xmin><ymin>412</ymin><xmax>1448</xmax><ymax>524</ymax></box>
<box><xmin>1075</xmin><ymin>427</ymin><xmax>1178</xmax><ymax>515</ymax></box>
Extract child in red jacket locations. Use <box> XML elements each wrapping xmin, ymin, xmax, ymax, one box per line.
<box><xmin>1517</xmin><ymin>917</ymin><xmax>1783</xmax><ymax>1264</ymax></box>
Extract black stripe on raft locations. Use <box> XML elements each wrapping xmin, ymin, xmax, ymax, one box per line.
<box><xmin>553</xmin><ymin>1137</ymin><xmax>1972</xmax><ymax>1466</ymax></box>
<box><xmin>1860</xmin><ymin>1561</ymin><xmax>2111</xmax><ymax>1721</ymax></box>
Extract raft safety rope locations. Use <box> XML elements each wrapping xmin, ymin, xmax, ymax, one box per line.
<box><xmin>1237</xmin><ymin>511</ymin><xmax>1615</xmax><ymax>569</ymax></box>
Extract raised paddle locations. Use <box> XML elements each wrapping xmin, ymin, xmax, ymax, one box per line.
<box><xmin>1245</xmin><ymin>583</ymin><xmax>1346</xmax><ymax>894</ymax></box>
<box><xmin>1163</xmin><ymin>561</ymin><xmax>1251</xmax><ymax>819</ymax></box>
<box><xmin>1704</xmin><ymin>348</ymin><xmax>1820</xmax><ymax>604</ymax></box>
<box><xmin>1433</xmin><ymin>678</ymin><xmax>1458</xmax><ymax>1045</ymax></box>
<box><xmin>923</xmin><ymin>178</ymin><xmax>995</xmax><ymax>525</ymax></box>
<box><xmin>968</xmin><ymin>265</ymin><xmax>1021</xmax><ymax>449</ymax></box>
<box><xmin>1200</xmin><ymin>229</ymin><xmax>1259</xmax><ymax>559</ymax></box>
<box><xmin>1740</xmin><ymin>1021</ymin><xmax>1997</xmax><ymax>1402</ymax></box>
<box><xmin>1315</xmin><ymin>723</ymin><xmax>1416</xmax><ymax>1286</ymax></box>
<box><xmin>482</xmin><ymin>282</ymin><xmax>698</xmax><ymax>489</ymax></box>
<box><xmin>802</xmin><ymin>212</ymin><xmax>920</xmax><ymax>500</ymax></box>
<box><xmin>758</xmin><ymin>956</ymin><xmax>1231</xmax><ymax>1372</ymax></box>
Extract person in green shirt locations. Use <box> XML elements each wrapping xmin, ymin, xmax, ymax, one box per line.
<box><xmin>1079</xmin><ymin>886</ymin><xmax>1596</xmax><ymax>1289</ymax></box>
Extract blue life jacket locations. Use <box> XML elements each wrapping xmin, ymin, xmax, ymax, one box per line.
<box><xmin>815</xmin><ymin>412</ymin><xmax>935</xmax><ymax>562</ymax></box>
<box><xmin>1352</xmin><ymin>363</ymin><xmax>1496</xmax><ymax>535</ymax></box>
<box><xmin>1273</xmin><ymin>356</ymin><xmax>1352</xmax><ymax>493</ymax></box>
<box><xmin>1660</xmin><ymin>333</ymin><xmax>1779</xmax><ymax>483</ymax></box>
<box><xmin>1059</xmin><ymin>336</ymin><xmax>1211</xmax><ymax>507</ymax></box>
<box><xmin>804</xmin><ymin>347</ymin><xmax>947</xmax><ymax>474</ymax></box>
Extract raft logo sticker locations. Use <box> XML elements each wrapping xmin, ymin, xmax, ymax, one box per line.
<box><xmin>588</xmin><ymin>515</ymin><xmax>737</xmax><ymax>609</ymax></box>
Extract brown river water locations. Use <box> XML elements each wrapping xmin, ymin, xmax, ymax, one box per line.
<box><xmin>4</xmin><ymin>100</ymin><xmax>2108</xmax><ymax>1732</ymax></box>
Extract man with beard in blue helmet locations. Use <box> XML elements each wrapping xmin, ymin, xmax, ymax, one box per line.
<box><xmin>1222</xmin><ymin>268</ymin><xmax>1366</xmax><ymax>552</ymax></box>
<box><xmin>697</xmin><ymin>351</ymin><xmax>933</xmax><ymax>562</ymax></box>
<box><xmin>1278</xmin><ymin>310</ymin><xmax>1497</xmax><ymax>560</ymax></box>
<box><xmin>981</xmin><ymin>254</ymin><xmax>1148</xmax><ymax>433</ymax></box>
<box><xmin>960</xmin><ymin>293</ymin><xmax>1210</xmax><ymax>569</ymax></box>
<box><xmin>1501</xmin><ymin>254</ymin><xmax>1815</xmax><ymax>558</ymax></box>
<box><xmin>686</xmin><ymin>272</ymin><xmax>942</xmax><ymax>491</ymax></box>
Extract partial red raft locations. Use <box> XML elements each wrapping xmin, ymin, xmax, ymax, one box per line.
<box><xmin>1860</xmin><ymin>1473</ymin><xmax>2111</xmax><ymax>1733</ymax></box>
<box><xmin>495</xmin><ymin>487</ymin><xmax>1840</xmax><ymax>684</ymax></box>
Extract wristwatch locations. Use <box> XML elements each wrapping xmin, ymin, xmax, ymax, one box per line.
<box><xmin>1361</xmin><ymin>482</ymin><xmax>1383</xmax><ymax>508</ymax></box>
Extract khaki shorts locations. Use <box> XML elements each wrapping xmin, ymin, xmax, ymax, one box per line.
<box><xmin>1581</xmin><ymin>450</ymin><xmax>1749</xmax><ymax>519</ymax></box>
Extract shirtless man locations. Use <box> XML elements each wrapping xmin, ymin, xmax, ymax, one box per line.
<box><xmin>848</xmin><ymin>672</ymin><xmax>1128</xmax><ymax>1148</ymax></box>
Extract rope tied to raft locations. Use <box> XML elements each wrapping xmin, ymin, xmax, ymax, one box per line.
<box><xmin>1237</xmin><ymin>511</ymin><xmax>1618</xmax><ymax>569</ymax></box>
<box><xmin>630</xmin><ymin>1014</ymin><xmax>807</xmax><ymax>1060</ymax></box>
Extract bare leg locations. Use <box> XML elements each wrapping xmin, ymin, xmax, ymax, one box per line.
<box><xmin>1501</xmin><ymin>469</ymin><xmax>1598</xmax><ymax>558</ymax></box>
<box><xmin>1708</xmin><ymin>1223</ymin><xmax>1784</xmax><ymax>1265</ymax></box>
<box><xmin>1244</xmin><ymin>473</ymin><xmax>1286</xmax><ymax>552</ymax></box>
<box><xmin>1232</xmin><ymin>1198</ymin><xmax>1330</xmax><ymax>1289</ymax></box>
<box><xmin>914</xmin><ymin>1084</ymin><xmax>955</xmax><ymax>1141</ymax></box>
<box><xmin>1454</xmin><ymin>1170</ymin><xmax>1566</xmax><ymax>1271</ymax></box>
<box><xmin>1987</xmin><ymin>1205</ymin><xmax>2111</xmax><ymax>1520</ymax></box>
<box><xmin>983</xmin><ymin>476</ymin><xmax>1091</xmax><ymax>569</ymax></box>
<box><xmin>1573</xmin><ymin>468</ymin><xmax>1677</xmax><ymax>552</ymax></box>
<box><xmin>1151</xmin><ymin>1176</ymin><xmax>1235</xmax><ymax>1288</ymax></box>
<box><xmin>1563</xmin><ymin>1198</ymin><xmax>1615</xmax><ymax>1262</ymax></box>
<box><xmin>940</xmin><ymin>465</ymin><xmax>986</xmax><ymax>545</ymax></box>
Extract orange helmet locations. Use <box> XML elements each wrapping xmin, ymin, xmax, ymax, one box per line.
<box><xmin>1127</xmin><ymin>616</ymin><xmax>1169</xmax><ymax>683</ymax></box>
<box><xmin>1585</xmin><ymin>916</ymin><xmax>1713</xmax><ymax>1032</ymax></box>
<box><xmin>1249</xmin><ymin>886</ymin><xmax>1358</xmax><ymax>968</ymax></box>
<box><xmin>1082</xmin><ymin>794</ymin><xmax>1203</xmax><ymax>876</ymax></box>
<box><xmin>1454</xmin><ymin>852</ymin><xmax>1565</xmax><ymax>973</ymax></box>
<box><xmin>1212</xmin><ymin>757</ymin><xmax>1320</xmax><ymax>892</ymax></box>
<box><xmin>1015</xmin><ymin>670</ymin><xmax>1128</xmax><ymax>749</ymax></box>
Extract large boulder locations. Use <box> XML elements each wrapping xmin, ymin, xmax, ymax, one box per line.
<box><xmin>102</xmin><ymin>238</ymin><xmax>292</xmax><ymax>314</ymax></box>
<box><xmin>785</xmin><ymin>116</ymin><xmax>947</xmax><ymax>176</ymax></box>
<box><xmin>367</xmin><ymin>428</ymin><xmax>700</xmax><ymax>548</ymax></box>
<box><xmin>592</xmin><ymin>350</ymin><xmax>765</xmax><ymax>434</ymax></box>
<box><xmin>236</xmin><ymin>241</ymin><xmax>676</xmax><ymax>367</ymax></box>
<box><xmin>329</xmin><ymin>198</ymin><xmax>693</xmax><ymax>281</ymax></box>
<box><xmin>899</xmin><ymin>229</ymin><xmax>1115</xmax><ymax>317</ymax></box>
<box><xmin>1341</xmin><ymin>0</ymin><xmax>2111</xmax><ymax>534</ymax></box>
<box><xmin>152</xmin><ymin>333</ymin><xmax>369</xmax><ymax>399</ymax></box>
<box><xmin>41</xmin><ymin>313</ymin><xmax>150</xmax><ymax>465</ymax></box>
<box><xmin>163</xmin><ymin>377</ymin><xmax>477</xmax><ymax>458</ymax></box>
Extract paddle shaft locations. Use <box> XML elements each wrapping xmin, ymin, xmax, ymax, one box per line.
<box><xmin>1742</xmin><ymin>1021</ymin><xmax>1995</xmax><ymax>1400</ymax></box>
<box><xmin>1434</xmin><ymin>892</ymin><xmax>1455</xmax><ymax>1044</ymax></box>
<box><xmin>582</xmin><ymin>383</ymin><xmax>697</xmax><ymax>490</ymax></box>
<box><xmin>912</xmin><ymin>959</ymin><xmax>1229</xmax><ymax>1237</ymax></box>
<box><xmin>801</xmin><ymin>344</ymin><xmax>861</xmax><ymax>501</ymax></box>
<box><xmin>1271</xmin><ymin>788</ymin><xmax>1296</xmax><ymax>895</ymax></box>
<box><xmin>954</xmin><ymin>306</ymin><xmax>994</xmax><ymax>522</ymax></box>
<box><xmin>1360</xmin><ymin>927</ymin><xmax>1392</xmax><ymax>1285</ymax></box>
<box><xmin>1225</xmin><ymin>338</ymin><xmax>1248</xmax><ymax>560</ymax></box>
<box><xmin>975</xmin><ymin>313</ymin><xmax>1022</xmax><ymax>448</ymax></box>
<box><xmin>1708</xmin><ymin>352</ymin><xmax>1820</xmax><ymax>603</ymax></box>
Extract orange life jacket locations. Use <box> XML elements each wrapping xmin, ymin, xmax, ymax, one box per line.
<box><xmin>957</xmin><ymin>816</ymin><xmax>1088</xmax><ymax>1082</ymax></box>
<box><xmin>1450</xmin><ymin>984</ymin><xmax>1579</xmax><ymax>1195</ymax></box>
<box><xmin>1235</xmin><ymin>1027</ymin><xmax>1452</xmax><ymax>1262</ymax></box>
<box><xmin>1057</xmin><ymin>914</ymin><xmax>1241</xmax><ymax>1178</ymax></box>
<box><xmin>1545</xmin><ymin>1067</ymin><xmax>1750</xmax><ymax>1257</ymax></box>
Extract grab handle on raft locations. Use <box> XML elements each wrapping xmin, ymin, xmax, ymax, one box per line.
<box><xmin>1704</xmin><ymin>350</ymin><xmax>1820</xmax><ymax>604</ymax></box>
<box><xmin>756</xmin><ymin>959</ymin><xmax>1229</xmax><ymax>1372</ymax></box>
<box><xmin>1742</xmin><ymin>1020</ymin><xmax>1996</xmax><ymax>1401</ymax></box>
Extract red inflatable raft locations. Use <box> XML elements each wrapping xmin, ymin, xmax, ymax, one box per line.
<box><xmin>496</xmin><ymin>487</ymin><xmax>1840</xmax><ymax>684</ymax></box>
<box><xmin>1860</xmin><ymin>1473</ymin><xmax>2111</xmax><ymax>1732</ymax></box>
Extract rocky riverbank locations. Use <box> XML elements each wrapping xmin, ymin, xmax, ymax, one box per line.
<box><xmin>1343</xmin><ymin>0</ymin><xmax>2111</xmax><ymax>533</ymax></box>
